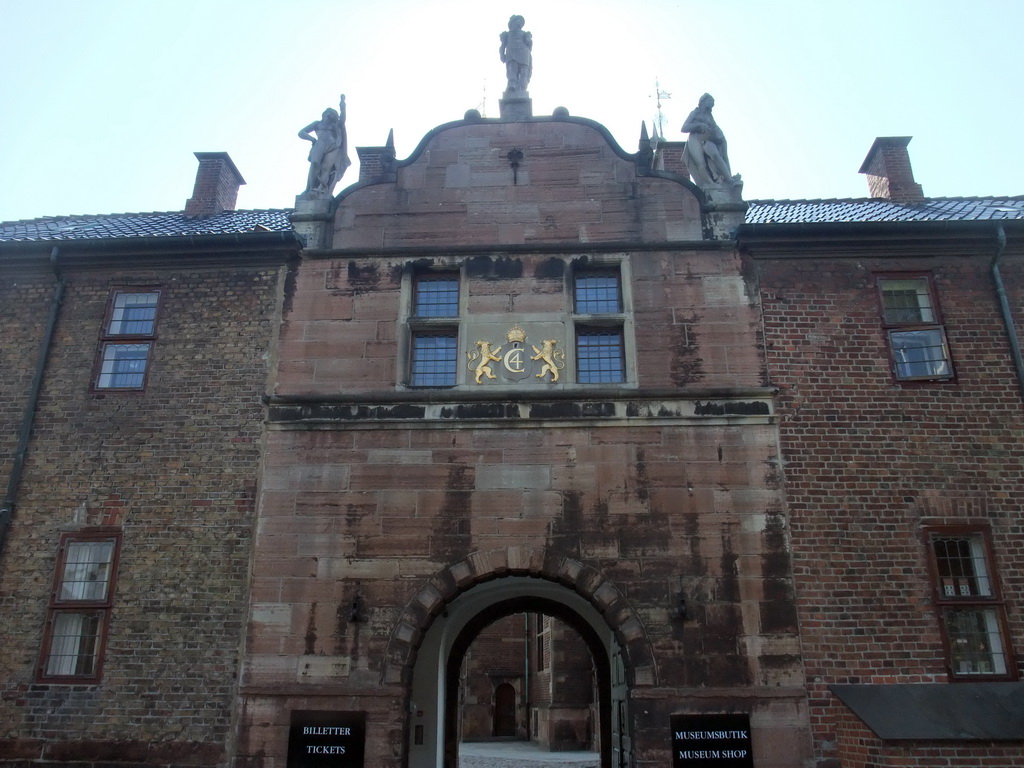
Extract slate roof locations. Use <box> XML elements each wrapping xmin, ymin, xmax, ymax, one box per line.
<box><xmin>3</xmin><ymin>196</ymin><xmax>1022</xmax><ymax>245</ymax></box>
<box><xmin>0</xmin><ymin>209</ymin><xmax>292</xmax><ymax>243</ymax></box>
<box><xmin>744</xmin><ymin>197</ymin><xmax>1024</xmax><ymax>225</ymax></box>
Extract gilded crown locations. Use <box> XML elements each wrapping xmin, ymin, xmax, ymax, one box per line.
<box><xmin>506</xmin><ymin>324</ymin><xmax>527</xmax><ymax>343</ymax></box>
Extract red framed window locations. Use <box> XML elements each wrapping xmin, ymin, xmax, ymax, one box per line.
<box><xmin>925</xmin><ymin>527</ymin><xmax>1016</xmax><ymax>680</ymax></box>
<box><xmin>877</xmin><ymin>276</ymin><xmax>953</xmax><ymax>381</ymax></box>
<box><xmin>38</xmin><ymin>532</ymin><xmax>121</xmax><ymax>682</ymax></box>
<box><xmin>95</xmin><ymin>290</ymin><xmax>161</xmax><ymax>390</ymax></box>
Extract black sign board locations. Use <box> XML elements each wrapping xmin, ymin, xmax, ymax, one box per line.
<box><xmin>287</xmin><ymin>710</ymin><xmax>366</xmax><ymax>768</ymax></box>
<box><xmin>671</xmin><ymin>713</ymin><xmax>753</xmax><ymax>767</ymax></box>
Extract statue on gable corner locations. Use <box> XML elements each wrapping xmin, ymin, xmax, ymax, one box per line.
<box><xmin>681</xmin><ymin>93</ymin><xmax>741</xmax><ymax>189</ymax></box>
<box><xmin>499</xmin><ymin>15</ymin><xmax>532</xmax><ymax>94</ymax></box>
<box><xmin>299</xmin><ymin>94</ymin><xmax>351</xmax><ymax>198</ymax></box>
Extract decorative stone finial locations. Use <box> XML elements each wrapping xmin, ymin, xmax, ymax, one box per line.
<box><xmin>635</xmin><ymin>123</ymin><xmax>654</xmax><ymax>176</ymax></box>
<box><xmin>298</xmin><ymin>94</ymin><xmax>351</xmax><ymax>199</ymax></box>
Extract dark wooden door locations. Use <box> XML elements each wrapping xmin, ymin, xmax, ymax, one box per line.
<box><xmin>493</xmin><ymin>683</ymin><xmax>517</xmax><ymax>737</ymax></box>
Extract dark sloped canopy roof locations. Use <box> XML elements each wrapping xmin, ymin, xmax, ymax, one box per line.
<box><xmin>831</xmin><ymin>683</ymin><xmax>1024</xmax><ymax>741</ymax></box>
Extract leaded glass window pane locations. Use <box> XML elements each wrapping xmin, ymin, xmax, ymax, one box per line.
<box><xmin>933</xmin><ymin>536</ymin><xmax>992</xmax><ymax>598</ymax></box>
<box><xmin>109</xmin><ymin>292</ymin><xmax>159</xmax><ymax>335</ymax></box>
<box><xmin>45</xmin><ymin>612</ymin><xmax>103</xmax><ymax>677</ymax></box>
<box><xmin>577</xmin><ymin>330</ymin><xmax>624</xmax><ymax>384</ymax></box>
<box><xmin>945</xmin><ymin>608</ymin><xmax>1007</xmax><ymax>676</ymax></box>
<box><xmin>414</xmin><ymin>277</ymin><xmax>459</xmax><ymax>318</ymax></box>
<box><xmin>97</xmin><ymin>343</ymin><xmax>152</xmax><ymax>389</ymax></box>
<box><xmin>58</xmin><ymin>540</ymin><xmax>115</xmax><ymax>602</ymax></box>
<box><xmin>575</xmin><ymin>274</ymin><xmax>621</xmax><ymax>314</ymax></box>
<box><xmin>881</xmin><ymin>279</ymin><xmax>935</xmax><ymax>324</ymax></box>
<box><xmin>410</xmin><ymin>334</ymin><xmax>458</xmax><ymax>386</ymax></box>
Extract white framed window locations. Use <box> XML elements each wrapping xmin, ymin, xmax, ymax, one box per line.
<box><xmin>878</xmin><ymin>276</ymin><xmax>952</xmax><ymax>381</ymax></box>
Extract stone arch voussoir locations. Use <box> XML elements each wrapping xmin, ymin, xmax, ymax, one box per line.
<box><xmin>380</xmin><ymin>546</ymin><xmax>658</xmax><ymax>688</ymax></box>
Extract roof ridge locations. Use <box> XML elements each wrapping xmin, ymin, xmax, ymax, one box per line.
<box><xmin>0</xmin><ymin>208</ymin><xmax>295</xmax><ymax>227</ymax></box>
<box><xmin>749</xmin><ymin>195</ymin><xmax>1024</xmax><ymax>205</ymax></box>
<box><xmin>747</xmin><ymin>197</ymin><xmax>880</xmax><ymax>205</ymax></box>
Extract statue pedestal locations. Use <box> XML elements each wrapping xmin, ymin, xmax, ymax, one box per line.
<box><xmin>499</xmin><ymin>93</ymin><xmax>533</xmax><ymax>121</ymax></box>
<box><xmin>292</xmin><ymin>196</ymin><xmax>333</xmax><ymax>250</ymax></box>
<box><xmin>703</xmin><ymin>181</ymin><xmax>745</xmax><ymax>207</ymax></box>
<box><xmin>699</xmin><ymin>181</ymin><xmax>748</xmax><ymax>240</ymax></box>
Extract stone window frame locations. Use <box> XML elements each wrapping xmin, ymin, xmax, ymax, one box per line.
<box><xmin>93</xmin><ymin>288</ymin><xmax>162</xmax><ymax>391</ymax></box>
<box><xmin>571</xmin><ymin>260</ymin><xmax>633</xmax><ymax>385</ymax></box>
<box><xmin>37</xmin><ymin>530</ymin><xmax>122</xmax><ymax>683</ymax></box>
<box><xmin>923</xmin><ymin>525</ymin><xmax>1017</xmax><ymax>681</ymax></box>
<box><xmin>876</xmin><ymin>274</ymin><xmax>954</xmax><ymax>382</ymax></box>
<box><xmin>401</xmin><ymin>269</ymin><xmax>463</xmax><ymax>388</ymax></box>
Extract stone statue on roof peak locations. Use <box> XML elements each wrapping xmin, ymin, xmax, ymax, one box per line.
<box><xmin>681</xmin><ymin>93</ymin><xmax>742</xmax><ymax>192</ymax></box>
<box><xmin>298</xmin><ymin>94</ymin><xmax>351</xmax><ymax>199</ymax></box>
<box><xmin>499</xmin><ymin>15</ymin><xmax>532</xmax><ymax>94</ymax></box>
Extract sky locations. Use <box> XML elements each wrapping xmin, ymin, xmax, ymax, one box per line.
<box><xmin>1</xmin><ymin>0</ymin><xmax>1022</xmax><ymax>222</ymax></box>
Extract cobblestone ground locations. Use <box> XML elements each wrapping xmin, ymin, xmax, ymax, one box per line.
<box><xmin>458</xmin><ymin>742</ymin><xmax>599</xmax><ymax>768</ymax></box>
<box><xmin>459</xmin><ymin>757</ymin><xmax>599</xmax><ymax>768</ymax></box>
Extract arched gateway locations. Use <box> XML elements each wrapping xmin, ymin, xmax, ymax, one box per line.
<box><xmin>383</xmin><ymin>547</ymin><xmax>657</xmax><ymax>768</ymax></box>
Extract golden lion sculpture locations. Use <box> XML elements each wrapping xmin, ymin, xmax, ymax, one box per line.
<box><xmin>531</xmin><ymin>339</ymin><xmax>565</xmax><ymax>382</ymax></box>
<box><xmin>467</xmin><ymin>340</ymin><xmax>502</xmax><ymax>384</ymax></box>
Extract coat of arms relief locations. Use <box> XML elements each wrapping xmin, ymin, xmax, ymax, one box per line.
<box><xmin>466</xmin><ymin>324</ymin><xmax>566</xmax><ymax>384</ymax></box>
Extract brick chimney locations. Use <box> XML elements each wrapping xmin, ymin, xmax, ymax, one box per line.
<box><xmin>184</xmin><ymin>152</ymin><xmax>245</xmax><ymax>217</ymax></box>
<box><xmin>655</xmin><ymin>140</ymin><xmax>690</xmax><ymax>178</ymax></box>
<box><xmin>356</xmin><ymin>129</ymin><xmax>396</xmax><ymax>183</ymax></box>
<box><xmin>858</xmin><ymin>137</ymin><xmax>924</xmax><ymax>202</ymax></box>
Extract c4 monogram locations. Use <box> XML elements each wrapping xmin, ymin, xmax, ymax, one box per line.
<box><xmin>503</xmin><ymin>347</ymin><xmax>525</xmax><ymax>374</ymax></box>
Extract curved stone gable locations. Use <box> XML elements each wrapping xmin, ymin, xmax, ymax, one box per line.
<box><xmin>333</xmin><ymin>118</ymin><xmax>704</xmax><ymax>249</ymax></box>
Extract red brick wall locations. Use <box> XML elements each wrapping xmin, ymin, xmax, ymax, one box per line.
<box><xmin>0</xmin><ymin>262</ymin><xmax>284</xmax><ymax>766</ymax></box>
<box><xmin>756</xmin><ymin>250</ymin><xmax>1024</xmax><ymax>765</ymax></box>
<box><xmin>0</xmin><ymin>271</ymin><xmax>55</xmax><ymax>495</ymax></box>
<box><xmin>835</xmin><ymin>703</ymin><xmax>1024</xmax><ymax>767</ymax></box>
